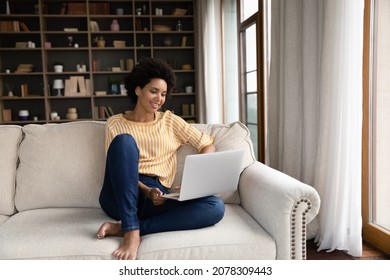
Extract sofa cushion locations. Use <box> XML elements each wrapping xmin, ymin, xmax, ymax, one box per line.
<box><xmin>138</xmin><ymin>205</ymin><xmax>275</xmax><ymax>259</ymax></box>
<box><xmin>0</xmin><ymin>205</ymin><xmax>275</xmax><ymax>260</ymax></box>
<box><xmin>0</xmin><ymin>125</ymin><xmax>23</xmax><ymax>215</ymax></box>
<box><xmin>0</xmin><ymin>208</ymin><xmax>119</xmax><ymax>260</ymax></box>
<box><xmin>15</xmin><ymin>121</ymin><xmax>106</xmax><ymax>211</ymax></box>
<box><xmin>173</xmin><ymin>122</ymin><xmax>256</xmax><ymax>204</ymax></box>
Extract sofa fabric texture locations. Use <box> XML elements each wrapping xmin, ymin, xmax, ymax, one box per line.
<box><xmin>0</xmin><ymin>125</ymin><xmax>23</xmax><ymax>216</ymax></box>
<box><xmin>15</xmin><ymin>122</ymin><xmax>106</xmax><ymax>211</ymax></box>
<box><xmin>0</xmin><ymin>121</ymin><xmax>320</xmax><ymax>260</ymax></box>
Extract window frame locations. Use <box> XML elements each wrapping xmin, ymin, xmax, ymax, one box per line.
<box><xmin>362</xmin><ymin>0</ymin><xmax>390</xmax><ymax>255</ymax></box>
<box><xmin>237</xmin><ymin>0</ymin><xmax>266</xmax><ymax>162</ymax></box>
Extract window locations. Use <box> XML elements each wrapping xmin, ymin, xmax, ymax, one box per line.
<box><xmin>241</xmin><ymin>0</ymin><xmax>258</xmax><ymax>21</ymax></box>
<box><xmin>238</xmin><ymin>0</ymin><xmax>265</xmax><ymax>161</ymax></box>
<box><xmin>363</xmin><ymin>0</ymin><xmax>390</xmax><ymax>254</ymax></box>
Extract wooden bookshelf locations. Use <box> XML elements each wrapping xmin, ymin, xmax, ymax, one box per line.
<box><xmin>0</xmin><ymin>0</ymin><xmax>197</xmax><ymax>124</ymax></box>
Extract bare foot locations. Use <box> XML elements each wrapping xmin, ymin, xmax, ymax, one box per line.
<box><xmin>97</xmin><ymin>221</ymin><xmax>123</xmax><ymax>239</ymax></box>
<box><xmin>112</xmin><ymin>230</ymin><xmax>141</xmax><ymax>260</ymax></box>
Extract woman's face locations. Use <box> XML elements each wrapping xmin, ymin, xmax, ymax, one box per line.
<box><xmin>135</xmin><ymin>78</ymin><xmax>167</xmax><ymax>113</ymax></box>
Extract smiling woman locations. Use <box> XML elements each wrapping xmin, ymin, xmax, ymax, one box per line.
<box><xmin>97</xmin><ymin>57</ymin><xmax>222</xmax><ymax>260</ymax></box>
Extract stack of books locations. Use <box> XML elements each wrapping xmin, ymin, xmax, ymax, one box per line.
<box><xmin>64</xmin><ymin>76</ymin><xmax>91</xmax><ymax>96</ymax></box>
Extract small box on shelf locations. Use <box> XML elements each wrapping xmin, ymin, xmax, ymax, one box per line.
<box><xmin>2</xmin><ymin>109</ymin><xmax>12</xmax><ymax>122</ymax></box>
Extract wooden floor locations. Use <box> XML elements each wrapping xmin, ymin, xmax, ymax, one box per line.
<box><xmin>306</xmin><ymin>239</ymin><xmax>390</xmax><ymax>260</ymax></box>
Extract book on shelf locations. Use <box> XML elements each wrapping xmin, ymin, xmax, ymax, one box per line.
<box><xmin>19</xmin><ymin>22</ymin><xmax>30</xmax><ymax>32</ymax></box>
<box><xmin>65</xmin><ymin>76</ymin><xmax>89</xmax><ymax>96</ymax></box>
<box><xmin>182</xmin><ymin>104</ymin><xmax>190</xmax><ymax>116</ymax></box>
<box><xmin>96</xmin><ymin>106</ymin><xmax>115</xmax><ymax>119</ymax></box>
<box><xmin>15</xmin><ymin>64</ymin><xmax>33</xmax><ymax>73</ymax></box>
<box><xmin>67</xmin><ymin>3</ymin><xmax>86</xmax><ymax>15</ymax></box>
<box><xmin>90</xmin><ymin>21</ymin><xmax>99</xmax><ymax>32</ymax></box>
<box><xmin>85</xmin><ymin>79</ymin><xmax>92</xmax><ymax>96</ymax></box>
<box><xmin>0</xmin><ymin>20</ymin><xmax>20</xmax><ymax>31</ymax></box>
<box><xmin>120</xmin><ymin>59</ymin><xmax>126</xmax><ymax>71</ymax></box>
<box><xmin>126</xmin><ymin>58</ymin><xmax>134</xmax><ymax>71</ymax></box>
<box><xmin>120</xmin><ymin>58</ymin><xmax>134</xmax><ymax>71</ymax></box>
<box><xmin>89</xmin><ymin>3</ymin><xmax>110</xmax><ymax>15</ymax></box>
<box><xmin>20</xmin><ymin>84</ymin><xmax>29</xmax><ymax>97</ymax></box>
<box><xmin>182</xmin><ymin>104</ymin><xmax>195</xmax><ymax>116</ymax></box>
<box><xmin>181</xmin><ymin>36</ymin><xmax>187</xmax><ymax>47</ymax></box>
<box><xmin>60</xmin><ymin>3</ymin><xmax>67</xmax><ymax>15</ymax></box>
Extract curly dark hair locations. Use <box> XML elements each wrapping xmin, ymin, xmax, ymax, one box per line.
<box><xmin>125</xmin><ymin>57</ymin><xmax>176</xmax><ymax>104</ymax></box>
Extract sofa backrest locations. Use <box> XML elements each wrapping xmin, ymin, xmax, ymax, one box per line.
<box><xmin>13</xmin><ymin>120</ymin><xmax>256</xmax><ymax>212</ymax></box>
<box><xmin>0</xmin><ymin>125</ymin><xmax>23</xmax><ymax>216</ymax></box>
<box><xmin>15</xmin><ymin>122</ymin><xmax>106</xmax><ymax>211</ymax></box>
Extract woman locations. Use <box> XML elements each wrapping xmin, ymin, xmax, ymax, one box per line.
<box><xmin>97</xmin><ymin>57</ymin><xmax>225</xmax><ymax>260</ymax></box>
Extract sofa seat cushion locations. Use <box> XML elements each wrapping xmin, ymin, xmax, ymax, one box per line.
<box><xmin>0</xmin><ymin>205</ymin><xmax>275</xmax><ymax>260</ymax></box>
<box><xmin>137</xmin><ymin>205</ymin><xmax>276</xmax><ymax>259</ymax></box>
<box><xmin>0</xmin><ymin>125</ymin><xmax>22</xmax><ymax>215</ymax></box>
<box><xmin>0</xmin><ymin>208</ymin><xmax>119</xmax><ymax>260</ymax></box>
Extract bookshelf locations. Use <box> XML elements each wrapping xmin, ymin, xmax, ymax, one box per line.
<box><xmin>0</xmin><ymin>0</ymin><xmax>197</xmax><ymax>124</ymax></box>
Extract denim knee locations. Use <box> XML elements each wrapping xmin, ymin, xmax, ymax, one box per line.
<box><xmin>203</xmin><ymin>196</ymin><xmax>225</xmax><ymax>224</ymax></box>
<box><xmin>110</xmin><ymin>133</ymin><xmax>137</xmax><ymax>150</ymax></box>
<box><xmin>107</xmin><ymin>134</ymin><xmax>139</xmax><ymax>159</ymax></box>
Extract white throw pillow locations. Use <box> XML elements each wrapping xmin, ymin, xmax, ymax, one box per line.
<box><xmin>15</xmin><ymin>122</ymin><xmax>106</xmax><ymax>211</ymax></box>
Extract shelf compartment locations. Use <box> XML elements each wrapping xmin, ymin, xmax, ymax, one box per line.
<box><xmin>42</xmin><ymin>16</ymin><xmax>88</xmax><ymax>32</ymax></box>
<box><xmin>1</xmin><ymin>97</ymin><xmax>45</xmax><ymax>123</ymax></box>
<box><xmin>93</xmin><ymin>96</ymin><xmax>133</xmax><ymax>119</ymax></box>
<box><xmin>48</xmin><ymin>97</ymin><xmax>93</xmax><ymax>120</ymax></box>
<box><xmin>44</xmin><ymin>50</ymin><xmax>90</xmax><ymax>73</ymax></box>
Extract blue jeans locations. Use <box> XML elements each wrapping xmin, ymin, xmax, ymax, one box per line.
<box><xmin>99</xmin><ymin>134</ymin><xmax>225</xmax><ymax>235</ymax></box>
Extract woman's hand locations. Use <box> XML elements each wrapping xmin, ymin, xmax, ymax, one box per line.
<box><xmin>148</xmin><ymin>187</ymin><xmax>167</xmax><ymax>206</ymax></box>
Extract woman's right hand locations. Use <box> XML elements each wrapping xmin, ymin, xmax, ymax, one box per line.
<box><xmin>147</xmin><ymin>187</ymin><xmax>167</xmax><ymax>206</ymax></box>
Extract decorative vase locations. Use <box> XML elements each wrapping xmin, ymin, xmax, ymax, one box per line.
<box><xmin>111</xmin><ymin>20</ymin><xmax>120</xmax><ymax>31</ymax></box>
<box><xmin>109</xmin><ymin>83</ymin><xmax>119</xmax><ymax>95</ymax></box>
<box><xmin>54</xmin><ymin>65</ymin><xmax>63</xmax><ymax>72</ymax></box>
<box><xmin>185</xmin><ymin>86</ymin><xmax>193</xmax><ymax>93</ymax></box>
<box><xmin>97</xmin><ymin>40</ymin><xmax>105</xmax><ymax>48</ymax></box>
<box><xmin>66</xmin><ymin>107</ymin><xmax>78</xmax><ymax>120</ymax></box>
<box><xmin>19</xmin><ymin>110</ymin><xmax>29</xmax><ymax>121</ymax></box>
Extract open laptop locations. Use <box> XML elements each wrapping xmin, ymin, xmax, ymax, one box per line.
<box><xmin>163</xmin><ymin>150</ymin><xmax>244</xmax><ymax>201</ymax></box>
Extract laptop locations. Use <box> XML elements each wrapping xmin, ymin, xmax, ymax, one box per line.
<box><xmin>163</xmin><ymin>150</ymin><xmax>244</xmax><ymax>201</ymax></box>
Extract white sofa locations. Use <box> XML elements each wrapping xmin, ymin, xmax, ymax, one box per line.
<box><xmin>0</xmin><ymin>121</ymin><xmax>320</xmax><ymax>260</ymax></box>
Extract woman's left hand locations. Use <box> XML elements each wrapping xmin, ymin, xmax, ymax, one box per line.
<box><xmin>148</xmin><ymin>188</ymin><xmax>167</xmax><ymax>206</ymax></box>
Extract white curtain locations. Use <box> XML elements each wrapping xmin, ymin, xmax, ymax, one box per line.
<box><xmin>268</xmin><ymin>0</ymin><xmax>364</xmax><ymax>256</ymax></box>
<box><xmin>195</xmin><ymin>0</ymin><xmax>224</xmax><ymax>123</ymax></box>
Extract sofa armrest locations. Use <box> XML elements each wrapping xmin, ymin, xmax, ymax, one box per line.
<box><xmin>239</xmin><ymin>161</ymin><xmax>320</xmax><ymax>260</ymax></box>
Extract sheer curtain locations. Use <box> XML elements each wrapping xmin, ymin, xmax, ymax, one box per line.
<box><xmin>195</xmin><ymin>0</ymin><xmax>224</xmax><ymax>124</ymax></box>
<box><xmin>268</xmin><ymin>0</ymin><xmax>364</xmax><ymax>256</ymax></box>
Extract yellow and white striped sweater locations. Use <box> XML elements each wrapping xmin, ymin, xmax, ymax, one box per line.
<box><xmin>105</xmin><ymin>110</ymin><xmax>214</xmax><ymax>188</ymax></box>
